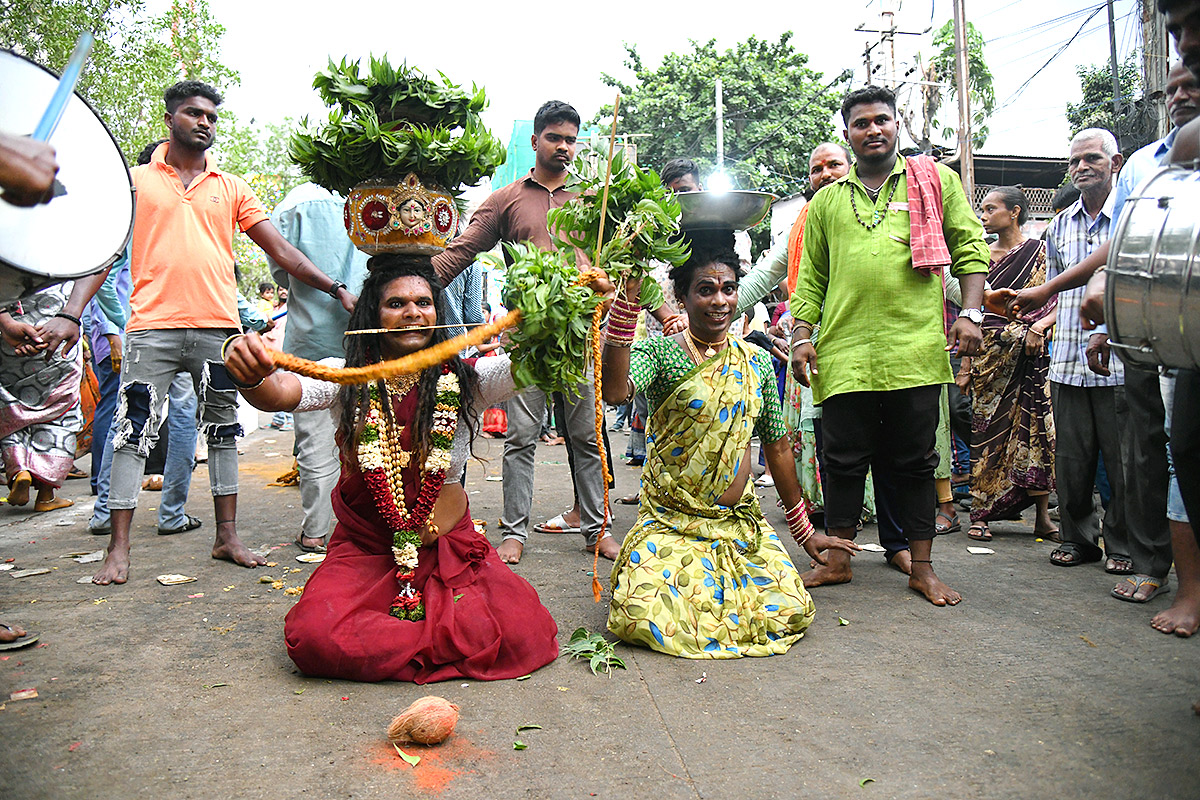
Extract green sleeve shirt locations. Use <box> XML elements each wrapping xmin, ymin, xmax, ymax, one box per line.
<box><xmin>789</xmin><ymin>157</ymin><xmax>989</xmax><ymax>404</ymax></box>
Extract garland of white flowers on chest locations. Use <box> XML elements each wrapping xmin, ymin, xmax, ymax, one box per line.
<box><xmin>357</xmin><ymin>366</ymin><xmax>460</xmax><ymax>621</ymax></box>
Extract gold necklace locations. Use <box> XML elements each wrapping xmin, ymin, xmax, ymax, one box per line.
<box><xmin>385</xmin><ymin>373</ymin><xmax>420</xmax><ymax>396</ymax></box>
<box><xmin>687</xmin><ymin>330</ymin><xmax>726</xmax><ymax>359</ymax></box>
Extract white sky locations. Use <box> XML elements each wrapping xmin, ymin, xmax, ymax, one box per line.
<box><xmin>180</xmin><ymin>0</ymin><xmax>1144</xmax><ymax>168</ymax></box>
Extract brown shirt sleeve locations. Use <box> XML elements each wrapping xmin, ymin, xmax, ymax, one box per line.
<box><xmin>431</xmin><ymin>190</ymin><xmax>505</xmax><ymax>285</ymax></box>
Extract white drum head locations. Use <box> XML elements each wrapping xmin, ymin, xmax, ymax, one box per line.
<box><xmin>0</xmin><ymin>49</ymin><xmax>134</xmax><ymax>302</ymax></box>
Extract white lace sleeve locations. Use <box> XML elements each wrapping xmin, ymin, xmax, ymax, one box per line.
<box><xmin>293</xmin><ymin>358</ymin><xmax>344</xmax><ymax>412</ymax></box>
<box><xmin>471</xmin><ymin>355</ymin><xmax>517</xmax><ymax>413</ymax></box>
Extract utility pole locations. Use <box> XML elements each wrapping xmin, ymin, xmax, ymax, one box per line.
<box><xmin>953</xmin><ymin>0</ymin><xmax>975</xmax><ymax>204</ymax></box>
<box><xmin>1107</xmin><ymin>0</ymin><xmax>1123</xmax><ymax>133</ymax></box>
<box><xmin>1142</xmin><ymin>0</ymin><xmax>1169</xmax><ymax>139</ymax></box>
<box><xmin>715</xmin><ymin>77</ymin><xmax>725</xmax><ymax>173</ymax></box>
<box><xmin>856</xmin><ymin>5</ymin><xmax>930</xmax><ymax>89</ymax></box>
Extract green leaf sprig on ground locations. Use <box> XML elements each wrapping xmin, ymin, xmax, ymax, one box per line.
<box><xmin>289</xmin><ymin>56</ymin><xmax>505</xmax><ymax>195</ymax></box>
<box><xmin>487</xmin><ymin>244</ymin><xmax>600</xmax><ymax>396</ymax></box>
<box><xmin>561</xmin><ymin>627</ymin><xmax>627</xmax><ymax>676</ymax></box>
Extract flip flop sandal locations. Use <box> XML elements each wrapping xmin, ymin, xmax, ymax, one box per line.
<box><xmin>616</xmin><ymin>495</ymin><xmax>639</xmax><ymax>505</ymax></box>
<box><xmin>936</xmin><ymin>511</ymin><xmax>962</xmax><ymax>534</ymax></box>
<box><xmin>158</xmin><ymin>514</ymin><xmax>203</xmax><ymax>536</ymax></box>
<box><xmin>966</xmin><ymin>523</ymin><xmax>992</xmax><ymax>542</ymax></box>
<box><xmin>1050</xmin><ymin>545</ymin><xmax>1102</xmax><ymax>567</ymax></box>
<box><xmin>294</xmin><ymin>536</ymin><xmax>327</xmax><ymax>554</ymax></box>
<box><xmin>534</xmin><ymin>512</ymin><xmax>581</xmax><ymax>535</ymax></box>
<box><xmin>0</xmin><ymin>630</ymin><xmax>39</xmax><ymax>651</ymax></box>
<box><xmin>1104</xmin><ymin>555</ymin><xmax>1135</xmax><ymax>575</ymax></box>
<box><xmin>1110</xmin><ymin>574</ymin><xmax>1170</xmax><ymax>603</ymax></box>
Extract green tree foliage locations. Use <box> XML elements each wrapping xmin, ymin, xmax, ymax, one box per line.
<box><xmin>1</xmin><ymin>0</ymin><xmax>238</xmax><ymax>163</ymax></box>
<box><xmin>902</xmin><ymin>20</ymin><xmax>995</xmax><ymax>153</ymax></box>
<box><xmin>593</xmin><ymin>34</ymin><xmax>846</xmax><ymax>252</ymax></box>
<box><xmin>1066</xmin><ymin>56</ymin><xmax>1141</xmax><ymax>136</ymax></box>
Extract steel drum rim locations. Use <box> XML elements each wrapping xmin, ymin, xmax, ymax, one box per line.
<box><xmin>0</xmin><ymin>48</ymin><xmax>134</xmax><ymax>283</ymax></box>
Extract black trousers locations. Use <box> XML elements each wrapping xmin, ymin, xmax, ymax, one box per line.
<box><xmin>820</xmin><ymin>385</ymin><xmax>941</xmax><ymax>540</ymax></box>
<box><xmin>1123</xmin><ymin>366</ymin><xmax>1172</xmax><ymax>577</ymax></box>
<box><xmin>814</xmin><ymin>419</ymin><xmax>909</xmax><ymax>557</ymax></box>
<box><xmin>1171</xmin><ymin>368</ymin><xmax>1200</xmax><ymax>547</ymax></box>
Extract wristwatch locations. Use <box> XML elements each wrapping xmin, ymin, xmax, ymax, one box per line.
<box><xmin>326</xmin><ymin>281</ymin><xmax>347</xmax><ymax>299</ymax></box>
<box><xmin>958</xmin><ymin>307</ymin><xmax>984</xmax><ymax>325</ymax></box>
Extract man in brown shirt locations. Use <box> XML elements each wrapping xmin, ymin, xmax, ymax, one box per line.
<box><xmin>433</xmin><ymin>101</ymin><xmax>663</xmax><ymax>564</ymax></box>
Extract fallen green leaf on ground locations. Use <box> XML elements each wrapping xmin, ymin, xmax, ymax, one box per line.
<box><xmin>561</xmin><ymin>627</ymin><xmax>627</xmax><ymax>676</ymax></box>
<box><xmin>839</xmin><ymin>618</ymin><xmax>850</xmax><ymax>626</ymax></box>
<box><xmin>516</xmin><ymin>724</ymin><xmax>542</xmax><ymax>733</ymax></box>
<box><xmin>859</xmin><ymin>777</ymin><xmax>875</xmax><ymax>786</ymax></box>
<box><xmin>393</xmin><ymin>744</ymin><xmax>420</xmax><ymax>766</ymax></box>
<box><xmin>513</xmin><ymin>740</ymin><xmax>527</xmax><ymax>750</ymax></box>
<box><xmin>515</xmin><ymin>674</ymin><xmax>531</xmax><ymax>681</ymax></box>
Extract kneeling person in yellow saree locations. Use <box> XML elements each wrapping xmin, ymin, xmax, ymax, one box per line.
<box><xmin>601</xmin><ymin>232</ymin><xmax>860</xmax><ymax>658</ymax></box>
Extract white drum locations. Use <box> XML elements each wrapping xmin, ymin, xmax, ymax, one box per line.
<box><xmin>0</xmin><ymin>49</ymin><xmax>134</xmax><ymax>303</ymax></box>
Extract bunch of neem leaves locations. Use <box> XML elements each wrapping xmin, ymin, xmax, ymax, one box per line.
<box><xmin>487</xmin><ymin>244</ymin><xmax>599</xmax><ymax>395</ymax></box>
<box><xmin>561</xmin><ymin>627</ymin><xmax>627</xmax><ymax>676</ymax></box>
<box><xmin>289</xmin><ymin>56</ymin><xmax>506</xmax><ymax>195</ymax></box>
<box><xmin>547</xmin><ymin>150</ymin><xmax>690</xmax><ymax>284</ymax></box>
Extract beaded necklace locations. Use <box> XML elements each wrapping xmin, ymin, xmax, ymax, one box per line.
<box><xmin>357</xmin><ymin>365</ymin><xmax>461</xmax><ymax>621</ymax></box>
<box><xmin>848</xmin><ymin>176</ymin><xmax>898</xmax><ymax>230</ymax></box>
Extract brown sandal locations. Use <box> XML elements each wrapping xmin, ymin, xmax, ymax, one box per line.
<box><xmin>967</xmin><ymin>523</ymin><xmax>992</xmax><ymax>542</ymax></box>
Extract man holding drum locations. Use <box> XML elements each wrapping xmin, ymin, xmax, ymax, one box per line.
<box><xmin>93</xmin><ymin>80</ymin><xmax>357</xmax><ymax>585</ymax></box>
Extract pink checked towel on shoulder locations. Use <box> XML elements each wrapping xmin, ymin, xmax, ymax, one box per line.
<box><xmin>905</xmin><ymin>154</ymin><xmax>951</xmax><ymax>276</ymax></box>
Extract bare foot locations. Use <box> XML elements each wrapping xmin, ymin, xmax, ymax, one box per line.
<box><xmin>909</xmin><ymin>567</ymin><xmax>962</xmax><ymax>606</ymax></box>
<box><xmin>0</xmin><ymin>622</ymin><xmax>27</xmax><ymax>642</ymax></box>
<box><xmin>497</xmin><ymin>538</ymin><xmax>524</xmax><ymax>564</ymax></box>
<box><xmin>802</xmin><ymin>549</ymin><xmax>853</xmax><ymax>588</ymax></box>
<box><xmin>6</xmin><ymin>470</ymin><xmax>31</xmax><ymax>506</ymax></box>
<box><xmin>34</xmin><ymin>489</ymin><xmax>73</xmax><ymax>512</ymax></box>
<box><xmin>212</xmin><ymin>523</ymin><xmax>267</xmax><ymax>568</ymax></box>
<box><xmin>1151</xmin><ymin>595</ymin><xmax>1200</xmax><ymax>637</ymax></box>
<box><xmin>888</xmin><ymin>549</ymin><xmax>913</xmax><ymax>575</ymax></box>
<box><xmin>587</xmin><ymin>534</ymin><xmax>620</xmax><ymax>561</ymax></box>
<box><xmin>93</xmin><ymin>544</ymin><xmax>130</xmax><ymax>585</ymax></box>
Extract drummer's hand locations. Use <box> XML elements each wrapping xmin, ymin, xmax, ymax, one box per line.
<box><xmin>104</xmin><ymin>333</ymin><xmax>122</xmax><ymax>372</ymax></box>
<box><xmin>224</xmin><ymin>332</ymin><xmax>276</xmax><ymax>387</ymax></box>
<box><xmin>661</xmin><ymin>314</ymin><xmax>687</xmax><ymax>336</ymax></box>
<box><xmin>35</xmin><ymin>315</ymin><xmax>81</xmax><ymax>361</ymax></box>
<box><xmin>1085</xmin><ymin>332</ymin><xmax>1112</xmax><ymax>376</ymax></box>
<box><xmin>983</xmin><ymin>288</ymin><xmax>1016</xmax><ymax>317</ymax></box>
<box><xmin>1010</xmin><ymin>285</ymin><xmax>1050</xmax><ymax>319</ymax></box>
<box><xmin>803</xmin><ymin>532</ymin><xmax>861</xmax><ymax>565</ymax></box>
<box><xmin>0</xmin><ymin>134</ymin><xmax>58</xmax><ymax>207</ymax></box>
<box><xmin>1080</xmin><ymin>272</ymin><xmax>1107</xmax><ymax>330</ymax></box>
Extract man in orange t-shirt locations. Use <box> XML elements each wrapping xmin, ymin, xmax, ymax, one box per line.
<box><xmin>93</xmin><ymin>80</ymin><xmax>357</xmax><ymax>586</ymax></box>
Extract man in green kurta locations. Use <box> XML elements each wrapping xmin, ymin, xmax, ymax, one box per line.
<box><xmin>789</xmin><ymin>85</ymin><xmax>990</xmax><ymax>606</ymax></box>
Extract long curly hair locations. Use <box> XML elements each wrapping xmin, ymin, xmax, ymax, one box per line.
<box><xmin>336</xmin><ymin>254</ymin><xmax>479</xmax><ymax>468</ymax></box>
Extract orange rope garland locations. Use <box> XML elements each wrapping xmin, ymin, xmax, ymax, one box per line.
<box><xmin>266</xmin><ymin>310</ymin><xmax>521</xmax><ymax>384</ymax></box>
<box><xmin>590</xmin><ymin>300</ymin><xmax>609</xmax><ymax>602</ymax></box>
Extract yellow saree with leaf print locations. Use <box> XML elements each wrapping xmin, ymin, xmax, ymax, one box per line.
<box><xmin>608</xmin><ymin>336</ymin><xmax>815</xmax><ymax>658</ymax></box>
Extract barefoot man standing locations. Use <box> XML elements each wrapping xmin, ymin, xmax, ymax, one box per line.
<box><xmin>789</xmin><ymin>86</ymin><xmax>989</xmax><ymax>606</ymax></box>
<box><xmin>93</xmin><ymin>81</ymin><xmax>355</xmax><ymax>584</ymax></box>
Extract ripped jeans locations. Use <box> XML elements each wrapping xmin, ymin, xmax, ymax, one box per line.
<box><xmin>108</xmin><ymin>328</ymin><xmax>241</xmax><ymax>510</ymax></box>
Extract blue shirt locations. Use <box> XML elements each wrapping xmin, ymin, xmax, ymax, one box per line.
<box><xmin>441</xmin><ymin>261</ymin><xmax>485</xmax><ymax>343</ymax></box>
<box><xmin>84</xmin><ymin>256</ymin><xmax>131</xmax><ymax>363</ymax></box>
<box><xmin>267</xmin><ymin>183</ymin><xmax>369</xmax><ymax>360</ymax></box>
<box><xmin>1111</xmin><ymin>128</ymin><xmax>1177</xmax><ymax>225</ymax></box>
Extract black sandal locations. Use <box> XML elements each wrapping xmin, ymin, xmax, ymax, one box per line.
<box><xmin>1049</xmin><ymin>544</ymin><xmax>1101</xmax><ymax>567</ymax></box>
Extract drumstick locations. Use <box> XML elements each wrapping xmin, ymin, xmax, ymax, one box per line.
<box><xmin>32</xmin><ymin>32</ymin><xmax>94</xmax><ymax>142</ymax></box>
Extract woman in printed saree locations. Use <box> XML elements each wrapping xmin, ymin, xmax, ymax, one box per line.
<box><xmin>0</xmin><ymin>282</ymin><xmax>89</xmax><ymax>512</ymax></box>
<box><xmin>223</xmin><ymin>255</ymin><xmax>558</xmax><ymax>683</ymax></box>
<box><xmin>958</xmin><ymin>187</ymin><xmax>1057</xmax><ymax>542</ymax></box>
<box><xmin>601</xmin><ymin>233</ymin><xmax>859</xmax><ymax>659</ymax></box>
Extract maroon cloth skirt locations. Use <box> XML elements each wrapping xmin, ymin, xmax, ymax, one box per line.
<box><xmin>285</xmin><ymin>468</ymin><xmax>558</xmax><ymax>683</ymax></box>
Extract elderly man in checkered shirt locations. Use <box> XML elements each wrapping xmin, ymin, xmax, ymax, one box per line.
<box><xmin>1042</xmin><ymin>128</ymin><xmax>1134</xmax><ymax>575</ymax></box>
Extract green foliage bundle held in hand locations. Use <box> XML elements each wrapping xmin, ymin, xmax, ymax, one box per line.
<box><xmin>289</xmin><ymin>56</ymin><xmax>506</xmax><ymax>195</ymax></box>
<box><xmin>548</xmin><ymin>150</ymin><xmax>689</xmax><ymax>284</ymax></box>
<box><xmin>486</xmin><ymin>244</ymin><xmax>600</xmax><ymax>395</ymax></box>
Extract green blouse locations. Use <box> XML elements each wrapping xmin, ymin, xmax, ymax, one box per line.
<box><xmin>628</xmin><ymin>336</ymin><xmax>788</xmax><ymax>444</ymax></box>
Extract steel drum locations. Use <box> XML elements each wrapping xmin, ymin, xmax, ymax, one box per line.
<box><xmin>677</xmin><ymin>190</ymin><xmax>776</xmax><ymax>230</ymax></box>
<box><xmin>0</xmin><ymin>49</ymin><xmax>134</xmax><ymax>303</ymax></box>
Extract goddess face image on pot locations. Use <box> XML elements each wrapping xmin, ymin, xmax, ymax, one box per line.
<box><xmin>398</xmin><ymin>198</ymin><xmax>429</xmax><ymax>234</ymax></box>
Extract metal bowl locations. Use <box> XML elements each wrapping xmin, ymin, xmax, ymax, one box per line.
<box><xmin>676</xmin><ymin>190</ymin><xmax>777</xmax><ymax>230</ymax></box>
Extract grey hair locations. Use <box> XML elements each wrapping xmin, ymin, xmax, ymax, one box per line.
<box><xmin>1071</xmin><ymin>128</ymin><xmax>1119</xmax><ymax>158</ymax></box>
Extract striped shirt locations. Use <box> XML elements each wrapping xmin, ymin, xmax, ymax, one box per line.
<box><xmin>1044</xmin><ymin>191</ymin><xmax>1124</xmax><ymax>387</ymax></box>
